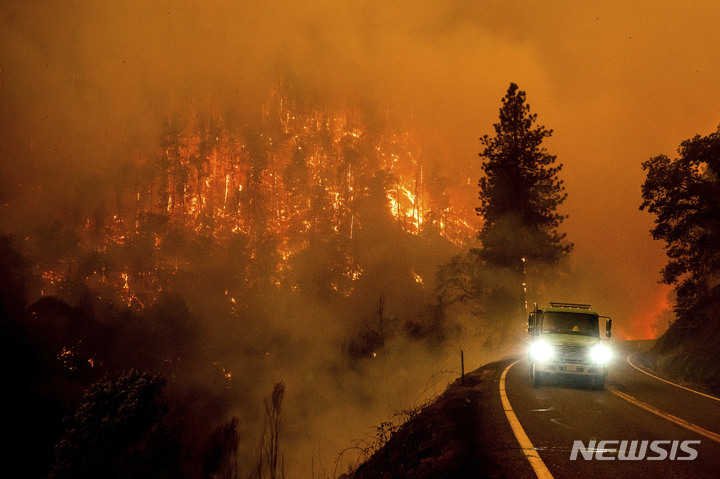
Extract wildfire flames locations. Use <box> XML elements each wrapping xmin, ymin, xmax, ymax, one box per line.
<box><xmin>36</xmin><ymin>87</ymin><xmax>478</xmax><ymax>307</ymax></box>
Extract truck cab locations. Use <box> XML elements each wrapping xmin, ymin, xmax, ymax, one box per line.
<box><xmin>528</xmin><ymin>302</ymin><xmax>612</xmax><ymax>389</ymax></box>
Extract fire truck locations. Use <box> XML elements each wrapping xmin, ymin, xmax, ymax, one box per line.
<box><xmin>527</xmin><ymin>302</ymin><xmax>612</xmax><ymax>389</ymax></box>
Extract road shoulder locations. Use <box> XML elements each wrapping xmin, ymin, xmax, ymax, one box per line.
<box><xmin>351</xmin><ymin>357</ymin><xmax>535</xmax><ymax>478</ymax></box>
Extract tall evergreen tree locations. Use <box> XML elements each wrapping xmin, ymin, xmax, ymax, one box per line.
<box><xmin>474</xmin><ymin>83</ymin><xmax>571</xmax><ymax>332</ymax></box>
<box><xmin>477</xmin><ymin>83</ymin><xmax>571</xmax><ymax>272</ymax></box>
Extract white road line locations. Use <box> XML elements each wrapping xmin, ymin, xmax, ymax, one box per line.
<box><xmin>500</xmin><ymin>360</ymin><xmax>554</xmax><ymax>479</ymax></box>
<box><xmin>606</xmin><ymin>386</ymin><xmax>720</xmax><ymax>444</ymax></box>
<box><xmin>626</xmin><ymin>353</ymin><xmax>720</xmax><ymax>403</ymax></box>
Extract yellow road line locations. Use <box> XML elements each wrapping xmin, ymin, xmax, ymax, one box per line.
<box><xmin>500</xmin><ymin>360</ymin><xmax>554</xmax><ymax>479</ymax></box>
<box><xmin>606</xmin><ymin>385</ymin><xmax>720</xmax><ymax>443</ymax></box>
<box><xmin>626</xmin><ymin>353</ymin><xmax>720</xmax><ymax>403</ymax></box>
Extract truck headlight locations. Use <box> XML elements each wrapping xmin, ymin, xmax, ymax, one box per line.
<box><xmin>530</xmin><ymin>341</ymin><xmax>554</xmax><ymax>362</ymax></box>
<box><xmin>590</xmin><ymin>344</ymin><xmax>612</xmax><ymax>363</ymax></box>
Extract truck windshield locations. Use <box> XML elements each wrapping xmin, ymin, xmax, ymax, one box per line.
<box><xmin>541</xmin><ymin>312</ymin><xmax>599</xmax><ymax>337</ymax></box>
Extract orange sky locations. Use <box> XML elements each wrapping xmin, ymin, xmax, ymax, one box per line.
<box><xmin>3</xmin><ymin>0</ymin><xmax>720</xmax><ymax>338</ymax></box>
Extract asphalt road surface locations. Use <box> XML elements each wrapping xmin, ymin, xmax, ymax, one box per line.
<box><xmin>501</xmin><ymin>341</ymin><xmax>720</xmax><ymax>478</ymax></box>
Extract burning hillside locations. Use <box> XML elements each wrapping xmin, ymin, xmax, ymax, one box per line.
<box><xmin>3</xmin><ymin>84</ymin><xmax>488</xmax><ymax>477</ymax></box>
<box><xmin>31</xmin><ymin>86</ymin><xmax>479</xmax><ymax>309</ymax></box>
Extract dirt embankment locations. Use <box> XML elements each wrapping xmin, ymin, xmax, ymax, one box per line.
<box><xmin>347</xmin><ymin>358</ymin><xmax>534</xmax><ymax>479</ymax></box>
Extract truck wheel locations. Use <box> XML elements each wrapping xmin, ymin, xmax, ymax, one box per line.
<box><xmin>592</xmin><ymin>375</ymin><xmax>605</xmax><ymax>390</ymax></box>
<box><xmin>532</xmin><ymin>365</ymin><xmax>543</xmax><ymax>388</ymax></box>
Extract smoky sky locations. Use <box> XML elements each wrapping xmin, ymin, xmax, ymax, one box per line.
<box><xmin>3</xmin><ymin>0</ymin><xmax>720</xmax><ymax>338</ymax></box>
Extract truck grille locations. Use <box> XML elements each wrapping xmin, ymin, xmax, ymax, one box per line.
<box><xmin>555</xmin><ymin>343</ymin><xmax>590</xmax><ymax>364</ymax></box>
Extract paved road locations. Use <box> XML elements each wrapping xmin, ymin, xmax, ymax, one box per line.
<box><xmin>502</xmin><ymin>341</ymin><xmax>720</xmax><ymax>478</ymax></box>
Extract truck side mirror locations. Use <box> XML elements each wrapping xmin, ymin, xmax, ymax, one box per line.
<box><xmin>605</xmin><ymin>318</ymin><xmax>612</xmax><ymax>339</ymax></box>
<box><xmin>528</xmin><ymin>306</ymin><xmax>542</xmax><ymax>335</ymax></box>
<box><xmin>527</xmin><ymin>313</ymin><xmax>535</xmax><ymax>335</ymax></box>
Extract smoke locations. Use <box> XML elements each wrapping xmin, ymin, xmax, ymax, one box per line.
<box><xmin>4</xmin><ymin>1</ymin><xmax>720</xmax><ymax>475</ymax></box>
<box><xmin>4</xmin><ymin>1</ymin><xmax>720</xmax><ymax>340</ymax></box>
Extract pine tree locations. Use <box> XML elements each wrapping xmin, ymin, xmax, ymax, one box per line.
<box><xmin>477</xmin><ymin>83</ymin><xmax>571</xmax><ymax>272</ymax></box>
<box><xmin>475</xmin><ymin>83</ymin><xmax>571</xmax><ymax>333</ymax></box>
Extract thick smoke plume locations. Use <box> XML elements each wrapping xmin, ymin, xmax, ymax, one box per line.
<box><xmin>4</xmin><ymin>1</ymin><xmax>720</xmax><ymax>476</ymax></box>
<box><xmin>4</xmin><ymin>1</ymin><xmax>720</xmax><ymax>337</ymax></box>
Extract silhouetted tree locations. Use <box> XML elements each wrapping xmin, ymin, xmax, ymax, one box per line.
<box><xmin>476</xmin><ymin>84</ymin><xmax>571</xmax><ymax>326</ymax></box>
<box><xmin>640</xmin><ymin>125</ymin><xmax>720</xmax><ymax>313</ymax></box>
<box><xmin>348</xmin><ymin>296</ymin><xmax>395</xmax><ymax>358</ymax></box>
<box><xmin>50</xmin><ymin>370</ymin><xmax>179</xmax><ymax>479</ymax></box>
<box><xmin>477</xmin><ymin>83</ymin><xmax>571</xmax><ymax>269</ymax></box>
<box><xmin>194</xmin><ymin>113</ymin><xmax>223</xmax><ymax>223</ymax></box>
<box><xmin>307</xmin><ymin>184</ymin><xmax>335</xmax><ymax>240</ymax></box>
<box><xmin>159</xmin><ymin>114</ymin><xmax>183</xmax><ymax>215</ymax></box>
<box><xmin>254</xmin><ymin>382</ymin><xmax>286</xmax><ymax>479</ymax></box>
<box><xmin>242</xmin><ymin>128</ymin><xmax>271</xmax><ymax>242</ymax></box>
<box><xmin>284</xmin><ymin>142</ymin><xmax>311</xmax><ymax>243</ymax></box>
<box><xmin>435</xmin><ymin>249</ymin><xmax>485</xmax><ymax>312</ymax></box>
<box><xmin>202</xmin><ymin>417</ymin><xmax>240</xmax><ymax>479</ymax></box>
